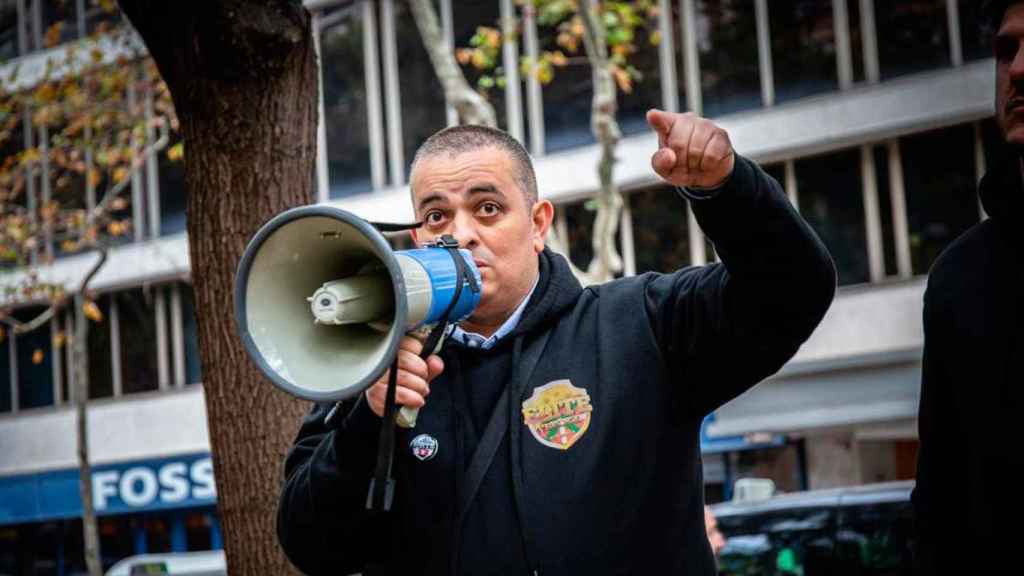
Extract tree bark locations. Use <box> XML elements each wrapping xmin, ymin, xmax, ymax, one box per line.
<box><xmin>409</xmin><ymin>0</ymin><xmax>497</xmax><ymax>127</ymax></box>
<box><xmin>117</xmin><ymin>2</ymin><xmax>316</xmax><ymax>573</ymax></box>
<box><xmin>74</xmin><ymin>291</ymin><xmax>102</xmax><ymax>576</ymax></box>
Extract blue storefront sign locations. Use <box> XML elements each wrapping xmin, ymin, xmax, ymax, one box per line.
<box><xmin>700</xmin><ymin>413</ymin><xmax>785</xmax><ymax>454</ymax></box>
<box><xmin>0</xmin><ymin>452</ymin><xmax>216</xmax><ymax>526</ymax></box>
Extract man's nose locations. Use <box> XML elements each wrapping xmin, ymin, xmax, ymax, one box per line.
<box><xmin>449</xmin><ymin>212</ymin><xmax>479</xmax><ymax>249</ymax></box>
<box><xmin>1010</xmin><ymin>42</ymin><xmax>1024</xmax><ymax>82</ymax></box>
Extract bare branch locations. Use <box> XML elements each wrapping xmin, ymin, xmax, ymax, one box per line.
<box><xmin>91</xmin><ymin>117</ymin><xmax>169</xmax><ymax>222</ymax></box>
<box><xmin>409</xmin><ymin>0</ymin><xmax>497</xmax><ymax>127</ymax></box>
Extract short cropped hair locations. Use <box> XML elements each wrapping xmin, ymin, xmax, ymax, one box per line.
<box><xmin>410</xmin><ymin>124</ymin><xmax>538</xmax><ymax>207</ymax></box>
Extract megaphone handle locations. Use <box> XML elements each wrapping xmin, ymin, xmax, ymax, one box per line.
<box><xmin>396</xmin><ymin>326</ymin><xmax>448</xmax><ymax>428</ymax></box>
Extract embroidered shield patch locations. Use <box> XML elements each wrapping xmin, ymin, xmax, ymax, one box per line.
<box><xmin>521</xmin><ymin>380</ymin><xmax>593</xmax><ymax>450</ymax></box>
<box><xmin>410</xmin><ymin>434</ymin><xmax>438</xmax><ymax>461</ymax></box>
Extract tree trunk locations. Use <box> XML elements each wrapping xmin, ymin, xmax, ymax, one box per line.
<box><xmin>117</xmin><ymin>2</ymin><xmax>316</xmax><ymax>573</ymax></box>
<box><xmin>74</xmin><ymin>292</ymin><xmax>102</xmax><ymax>576</ymax></box>
<box><xmin>578</xmin><ymin>0</ymin><xmax>623</xmax><ymax>284</ymax></box>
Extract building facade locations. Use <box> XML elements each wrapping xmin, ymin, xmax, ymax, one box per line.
<box><xmin>1</xmin><ymin>0</ymin><xmax>998</xmax><ymax>572</ymax></box>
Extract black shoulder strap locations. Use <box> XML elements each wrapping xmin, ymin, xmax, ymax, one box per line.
<box><xmin>454</xmin><ymin>329</ymin><xmax>553</xmax><ymax>526</ymax></box>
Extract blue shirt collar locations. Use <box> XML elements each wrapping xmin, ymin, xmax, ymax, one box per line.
<box><xmin>449</xmin><ymin>276</ymin><xmax>539</xmax><ymax>350</ymax></box>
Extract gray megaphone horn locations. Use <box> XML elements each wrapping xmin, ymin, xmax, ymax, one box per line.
<box><xmin>234</xmin><ymin>205</ymin><xmax>481</xmax><ymax>428</ymax></box>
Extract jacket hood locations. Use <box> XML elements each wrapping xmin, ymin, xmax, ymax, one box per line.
<box><xmin>508</xmin><ymin>248</ymin><xmax>583</xmax><ymax>338</ymax></box>
<box><xmin>979</xmin><ymin>149</ymin><xmax>1024</xmax><ymax>225</ymax></box>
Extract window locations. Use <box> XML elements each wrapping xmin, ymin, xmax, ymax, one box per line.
<box><xmin>769</xmin><ymin>0</ymin><xmax>838</xmax><ymax>103</ymax></box>
<box><xmin>38</xmin><ymin>0</ymin><xmax>79</xmax><ymax>48</ymax></box>
<box><xmin>86</xmin><ymin>295</ymin><xmax>113</xmax><ymax>399</ymax></box>
<box><xmin>834</xmin><ymin>501</ymin><xmax>914</xmax><ymax>573</ymax></box>
<box><xmin>320</xmin><ymin>3</ymin><xmax>373</xmax><ymax>198</ymax></box>
<box><xmin>454</xmin><ymin>1</ymin><xmax>509</xmax><ymax>131</ymax></box>
<box><xmin>872</xmin><ymin>145</ymin><xmax>899</xmax><ymax>277</ymax></box>
<box><xmin>874</xmin><ymin>0</ymin><xmax>951</xmax><ymax>80</ymax></box>
<box><xmin>847</xmin><ymin>0</ymin><xmax>866</xmax><ymax>84</ymax></box>
<box><xmin>14</xmin><ymin>306</ymin><xmax>54</xmax><ymax>409</ymax></box>
<box><xmin>901</xmin><ymin>124</ymin><xmax>979</xmax><ymax>275</ymax></box>
<box><xmin>717</xmin><ymin>506</ymin><xmax>838</xmax><ymax>575</ymax></box>
<box><xmin>396</xmin><ymin>1</ymin><xmax>447</xmax><ymax>177</ymax></box>
<box><xmin>629</xmin><ymin>185</ymin><xmax>692</xmax><ymax>274</ymax></box>
<box><xmin>696</xmin><ymin>0</ymin><xmax>761</xmax><ymax>117</ymax></box>
<box><xmin>617</xmin><ymin>13</ymin><xmax>663</xmax><ymax>137</ymax></box>
<box><xmin>796</xmin><ymin>148</ymin><xmax>870</xmax><ymax>285</ymax></box>
<box><xmin>158</xmin><ymin>132</ymin><xmax>187</xmax><ymax>236</ymax></box>
<box><xmin>1</xmin><ymin>0</ymin><xmax>18</xmax><ymax>62</ymax></box>
<box><xmin>960</xmin><ymin>0</ymin><xmax>991</xmax><ymax>63</ymax></box>
<box><xmin>118</xmin><ymin>288</ymin><xmax>159</xmax><ymax>395</ymax></box>
<box><xmin>180</xmin><ymin>283</ymin><xmax>201</xmax><ymax>385</ymax></box>
<box><xmin>1</xmin><ymin>329</ymin><xmax>11</xmax><ymax>412</ymax></box>
<box><xmin>541</xmin><ymin>56</ymin><xmax>594</xmax><ymax>152</ymax></box>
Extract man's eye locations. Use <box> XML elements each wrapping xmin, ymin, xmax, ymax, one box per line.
<box><xmin>996</xmin><ymin>37</ymin><xmax>1019</xmax><ymax>63</ymax></box>
<box><xmin>425</xmin><ymin>211</ymin><xmax>445</xmax><ymax>224</ymax></box>
<box><xmin>477</xmin><ymin>202</ymin><xmax>500</xmax><ymax>216</ymax></box>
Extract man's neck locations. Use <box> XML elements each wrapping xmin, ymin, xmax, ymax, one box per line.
<box><xmin>459</xmin><ymin>274</ymin><xmax>539</xmax><ymax>338</ymax></box>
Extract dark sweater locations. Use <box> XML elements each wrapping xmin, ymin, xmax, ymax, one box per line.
<box><xmin>912</xmin><ymin>151</ymin><xmax>1024</xmax><ymax>575</ymax></box>
<box><xmin>276</xmin><ymin>155</ymin><xmax>836</xmax><ymax>575</ymax></box>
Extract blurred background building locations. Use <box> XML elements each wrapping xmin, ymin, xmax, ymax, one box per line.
<box><xmin>0</xmin><ymin>0</ymin><xmax>998</xmax><ymax>572</ymax></box>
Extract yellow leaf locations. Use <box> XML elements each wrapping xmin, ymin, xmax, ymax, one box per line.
<box><xmin>44</xmin><ymin>22</ymin><xmax>64</xmax><ymax>48</ymax></box>
<box><xmin>61</xmin><ymin>239</ymin><xmax>78</xmax><ymax>253</ymax></box>
<box><xmin>32</xmin><ymin>349</ymin><xmax>44</xmax><ymax>365</ymax></box>
<box><xmin>113</xmin><ymin>167</ymin><xmax>128</xmax><ymax>183</ymax></box>
<box><xmin>549</xmin><ymin>51</ymin><xmax>568</xmax><ymax>67</ymax></box>
<box><xmin>88</xmin><ymin>168</ymin><xmax>101</xmax><ymax>189</ymax></box>
<box><xmin>83</xmin><ymin>300</ymin><xmax>103</xmax><ymax>323</ymax></box>
<box><xmin>456</xmin><ymin>48</ymin><xmax>472</xmax><ymax>65</ymax></box>
<box><xmin>107</xmin><ymin>221</ymin><xmax>126</xmax><ymax>236</ymax></box>
<box><xmin>53</xmin><ymin>330</ymin><xmax>66</xmax><ymax>349</ymax></box>
<box><xmin>167</xmin><ymin>142</ymin><xmax>184</xmax><ymax>162</ymax></box>
<box><xmin>613</xmin><ymin>67</ymin><xmax>633</xmax><ymax>93</ymax></box>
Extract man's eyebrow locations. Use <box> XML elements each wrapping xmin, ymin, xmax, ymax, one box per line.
<box><xmin>467</xmin><ymin>183</ymin><xmax>506</xmax><ymax>198</ymax></box>
<box><xmin>417</xmin><ymin>193</ymin><xmax>445</xmax><ymax>211</ymax></box>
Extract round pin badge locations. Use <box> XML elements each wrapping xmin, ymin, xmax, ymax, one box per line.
<box><xmin>410</xmin><ymin>434</ymin><xmax>439</xmax><ymax>461</ymax></box>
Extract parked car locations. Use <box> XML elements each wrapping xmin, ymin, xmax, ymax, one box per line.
<box><xmin>711</xmin><ymin>480</ymin><xmax>914</xmax><ymax>575</ymax></box>
<box><xmin>105</xmin><ymin>550</ymin><xmax>226</xmax><ymax>576</ymax></box>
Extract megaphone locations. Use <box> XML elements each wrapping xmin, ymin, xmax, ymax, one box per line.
<box><xmin>234</xmin><ymin>205</ymin><xmax>481</xmax><ymax>427</ymax></box>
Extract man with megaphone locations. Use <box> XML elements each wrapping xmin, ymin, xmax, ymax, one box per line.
<box><xmin>273</xmin><ymin>110</ymin><xmax>836</xmax><ymax>575</ymax></box>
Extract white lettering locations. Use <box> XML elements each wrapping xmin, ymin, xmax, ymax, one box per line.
<box><xmin>190</xmin><ymin>458</ymin><xmax>216</xmax><ymax>500</ymax></box>
<box><xmin>92</xmin><ymin>471</ymin><xmax>120</xmax><ymax>510</ymax></box>
<box><xmin>120</xmin><ymin>467</ymin><xmax>158</xmax><ymax>507</ymax></box>
<box><xmin>159</xmin><ymin>462</ymin><xmax>189</xmax><ymax>503</ymax></box>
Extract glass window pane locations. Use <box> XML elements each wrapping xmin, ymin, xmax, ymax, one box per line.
<box><xmin>13</xmin><ymin>306</ymin><xmax>54</xmax><ymax>409</ymax></box>
<box><xmin>87</xmin><ymin>295</ymin><xmax>113</xmax><ymax>399</ymax></box>
<box><xmin>874</xmin><ymin>0</ymin><xmax>951</xmax><ymax>80</ymax></box>
<box><xmin>696</xmin><ymin>0</ymin><xmax>761</xmax><ymax>117</ymax></box>
<box><xmin>321</xmin><ymin>4</ymin><xmax>372</xmax><ymax>198</ymax></box>
<box><xmin>541</xmin><ymin>58</ymin><xmax>595</xmax><ymax>152</ymax></box>
<box><xmin>118</xmin><ymin>288</ymin><xmax>158</xmax><ymax>394</ymax></box>
<box><xmin>629</xmin><ymin>185</ymin><xmax>692</xmax><ymax>274</ymax></box>
<box><xmin>396</xmin><ymin>1</ymin><xmax>447</xmax><ymax>178</ymax></box>
<box><xmin>454</xmin><ymin>2</ymin><xmax>509</xmax><ymax>130</ymax></box>
<box><xmin>872</xmin><ymin>145</ymin><xmax>899</xmax><ymax>277</ymax></box>
<box><xmin>770</xmin><ymin>0</ymin><xmax>838</xmax><ymax>103</ymax></box>
<box><xmin>847</xmin><ymin>0</ymin><xmax>866</xmax><ymax>84</ymax></box>
<box><xmin>39</xmin><ymin>0</ymin><xmax>78</xmax><ymax>47</ymax></box>
<box><xmin>835</xmin><ymin>501</ymin><xmax>914</xmax><ymax>572</ymax></box>
<box><xmin>959</xmin><ymin>0</ymin><xmax>991</xmax><ymax>62</ymax></box>
<box><xmin>158</xmin><ymin>132</ymin><xmax>187</xmax><ymax>236</ymax></box>
<box><xmin>901</xmin><ymin>124</ymin><xmax>979</xmax><ymax>275</ymax></box>
<box><xmin>181</xmin><ymin>283</ymin><xmax>201</xmax><ymax>385</ymax></box>
<box><xmin>1</xmin><ymin>337</ymin><xmax>11</xmax><ymax>412</ymax></box>
<box><xmin>1</xmin><ymin>0</ymin><xmax>19</xmax><ymax>62</ymax></box>
<box><xmin>83</xmin><ymin>0</ymin><xmax>119</xmax><ymax>36</ymax></box>
<box><xmin>618</xmin><ymin>14</ymin><xmax>663</xmax><ymax>137</ymax></box>
<box><xmin>562</xmin><ymin>198</ymin><xmax>623</xmax><ymax>276</ymax></box>
<box><xmin>796</xmin><ymin>148</ymin><xmax>870</xmax><ymax>285</ymax></box>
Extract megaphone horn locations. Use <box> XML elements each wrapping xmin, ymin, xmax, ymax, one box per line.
<box><xmin>234</xmin><ymin>206</ymin><xmax>481</xmax><ymax>427</ymax></box>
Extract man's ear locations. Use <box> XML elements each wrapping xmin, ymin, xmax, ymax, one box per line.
<box><xmin>410</xmin><ymin>227</ymin><xmax>420</xmax><ymax>247</ymax></box>
<box><xmin>531</xmin><ymin>200</ymin><xmax>554</xmax><ymax>254</ymax></box>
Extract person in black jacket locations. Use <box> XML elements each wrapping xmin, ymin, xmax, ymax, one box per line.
<box><xmin>276</xmin><ymin>110</ymin><xmax>836</xmax><ymax>575</ymax></box>
<box><xmin>912</xmin><ymin>2</ymin><xmax>1024</xmax><ymax>574</ymax></box>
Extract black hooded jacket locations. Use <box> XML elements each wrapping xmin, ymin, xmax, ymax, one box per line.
<box><xmin>912</xmin><ymin>152</ymin><xmax>1024</xmax><ymax>575</ymax></box>
<box><xmin>276</xmin><ymin>155</ymin><xmax>836</xmax><ymax>575</ymax></box>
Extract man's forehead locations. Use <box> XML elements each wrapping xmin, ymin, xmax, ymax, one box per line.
<box><xmin>1000</xmin><ymin>4</ymin><xmax>1024</xmax><ymax>35</ymax></box>
<box><xmin>410</xmin><ymin>148</ymin><xmax>516</xmax><ymax>196</ymax></box>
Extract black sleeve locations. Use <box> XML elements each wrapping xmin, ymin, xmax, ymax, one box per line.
<box><xmin>276</xmin><ymin>396</ymin><xmax>382</xmax><ymax>575</ymax></box>
<box><xmin>911</xmin><ymin>285</ymin><xmax>965</xmax><ymax>574</ymax></box>
<box><xmin>644</xmin><ymin>154</ymin><xmax>836</xmax><ymax>420</ymax></box>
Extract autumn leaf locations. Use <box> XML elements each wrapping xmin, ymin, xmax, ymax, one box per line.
<box><xmin>53</xmin><ymin>330</ymin><xmax>66</xmax><ymax>349</ymax></box>
<box><xmin>32</xmin><ymin>349</ymin><xmax>44</xmax><ymax>365</ymax></box>
<box><xmin>166</xmin><ymin>142</ymin><xmax>184</xmax><ymax>161</ymax></box>
<box><xmin>44</xmin><ymin>22</ymin><xmax>65</xmax><ymax>48</ymax></box>
<box><xmin>107</xmin><ymin>220</ymin><xmax>127</xmax><ymax>236</ymax></box>
<box><xmin>83</xmin><ymin>300</ymin><xmax>103</xmax><ymax>323</ymax></box>
<box><xmin>112</xmin><ymin>166</ymin><xmax>128</xmax><ymax>183</ymax></box>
